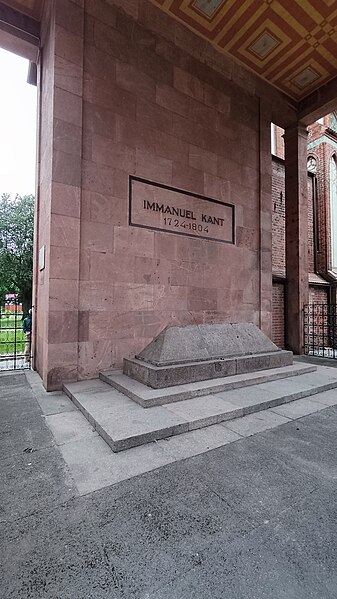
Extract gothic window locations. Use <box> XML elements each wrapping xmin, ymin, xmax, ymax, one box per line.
<box><xmin>330</xmin><ymin>155</ymin><xmax>337</xmax><ymax>270</ymax></box>
<box><xmin>330</xmin><ymin>112</ymin><xmax>337</xmax><ymax>133</ymax></box>
<box><xmin>307</xmin><ymin>156</ymin><xmax>317</xmax><ymax>173</ymax></box>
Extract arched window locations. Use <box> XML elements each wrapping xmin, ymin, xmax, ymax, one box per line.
<box><xmin>307</xmin><ymin>156</ymin><xmax>317</xmax><ymax>173</ymax></box>
<box><xmin>330</xmin><ymin>155</ymin><xmax>337</xmax><ymax>270</ymax></box>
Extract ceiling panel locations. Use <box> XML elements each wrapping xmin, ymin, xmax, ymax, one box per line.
<box><xmin>151</xmin><ymin>0</ymin><xmax>337</xmax><ymax>100</ymax></box>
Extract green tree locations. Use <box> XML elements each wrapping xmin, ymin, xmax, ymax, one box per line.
<box><xmin>0</xmin><ymin>193</ymin><xmax>34</xmax><ymax>316</ymax></box>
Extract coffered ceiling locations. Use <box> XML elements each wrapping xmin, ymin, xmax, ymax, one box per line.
<box><xmin>151</xmin><ymin>0</ymin><xmax>337</xmax><ymax>100</ymax></box>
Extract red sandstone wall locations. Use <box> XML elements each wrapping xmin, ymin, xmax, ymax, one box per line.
<box><xmin>33</xmin><ymin>1</ymin><xmax>55</xmax><ymax>382</ymax></box>
<box><xmin>76</xmin><ymin>0</ymin><xmax>269</xmax><ymax>378</ymax></box>
<box><xmin>36</xmin><ymin>0</ymin><xmax>302</xmax><ymax>388</ymax></box>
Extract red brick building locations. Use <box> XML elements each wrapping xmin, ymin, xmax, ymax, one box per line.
<box><xmin>271</xmin><ymin>119</ymin><xmax>337</xmax><ymax>348</ymax></box>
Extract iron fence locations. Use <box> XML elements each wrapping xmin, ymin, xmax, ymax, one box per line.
<box><xmin>0</xmin><ymin>299</ymin><xmax>31</xmax><ymax>371</ymax></box>
<box><xmin>304</xmin><ymin>303</ymin><xmax>337</xmax><ymax>359</ymax></box>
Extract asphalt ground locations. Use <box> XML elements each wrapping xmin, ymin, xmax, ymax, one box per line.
<box><xmin>1</xmin><ymin>370</ymin><xmax>337</xmax><ymax>599</ymax></box>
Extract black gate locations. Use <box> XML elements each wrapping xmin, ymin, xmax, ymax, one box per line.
<box><xmin>304</xmin><ymin>303</ymin><xmax>337</xmax><ymax>359</ymax></box>
<box><xmin>0</xmin><ymin>298</ymin><xmax>31</xmax><ymax>370</ymax></box>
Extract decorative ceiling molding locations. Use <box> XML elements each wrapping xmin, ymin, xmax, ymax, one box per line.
<box><xmin>151</xmin><ymin>0</ymin><xmax>337</xmax><ymax>100</ymax></box>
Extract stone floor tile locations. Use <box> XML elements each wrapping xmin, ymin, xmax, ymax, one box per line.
<box><xmin>216</xmin><ymin>386</ymin><xmax>280</xmax><ymax>408</ymax></box>
<box><xmin>45</xmin><ymin>411</ymin><xmax>98</xmax><ymax>445</ymax></box>
<box><xmin>269</xmin><ymin>397</ymin><xmax>325</xmax><ymax>419</ymax></box>
<box><xmin>221</xmin><ymin>410</ymin><xmax>291</xmax><ymax>437</ymax></box>
<box><xmin>35</xmin><ymin>392</ymin><xmax>76</xmax><ymax>415</ymax></box>
<box><xmin>165</xmin><ymin>395</ymin><xmax>239</xmax><ymax>427</ymax></box>
<box><xmin>307</xmin><ymin>389</ymin><xmax>337</xmax><ymax>407</ymax></box>
<box><xmin>157</xmin><ymin>424</ymin><xmax>241</xmax><ymax>459</ymax></box>
<box><xmin>58</xmin><ymin>436</ymin><xmax>175</xmax><ymax>495</ymax></box>
<box><xmin>97</xmin><ymin>406</ymin><xmax>188</xmax><ymax>450</ymax></box>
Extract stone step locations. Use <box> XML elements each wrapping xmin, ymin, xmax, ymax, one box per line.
<box><xmin>63</xmin><ymin>367</ymin><xmax>337</xmax><ymax>453</ymax></box>
<box><xmin>100</xmin><ymin>363</ymin><xmax>316</xmax><ymax>408</ymax></box>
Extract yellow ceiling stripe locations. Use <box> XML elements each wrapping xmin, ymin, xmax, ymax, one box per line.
<box><xmin>268</xmin><ymin>43</ymin><xmax>314</xmax><ymax>82</ymax></box>
<box><xmin>293</xmin><ymin>0</ymin><xmax>327</xmax><ymax>25</ymax></box>
<box><xmin>271</xmin><ymin>1</ymin><xmax>310</xmax><ymax>39</ymax></box>
<box><xmin>212</xmin><ymin>1</ymin><xmax>266</xmax><ymax>46</ymax></box>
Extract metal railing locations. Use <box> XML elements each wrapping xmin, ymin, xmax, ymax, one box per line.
<box><xmin>0</xmin><ymin>299</ymin><xmax>31</xmax><ymax>371</ymax></box>
<box><xmin>304</xmin><ymin>303</ymin><xmax>337</xmax><ymax>359</ymax></box>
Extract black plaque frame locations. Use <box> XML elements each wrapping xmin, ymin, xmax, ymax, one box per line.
<box><xmin>128</xmin><ymin>175</ymin><xmax>235</xmax><ymax>244</ymax></box>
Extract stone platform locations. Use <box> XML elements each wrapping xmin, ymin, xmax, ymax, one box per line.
<box><xmin>100</xmin><ymin>363</ymin><xmax>315</xmax><ymax>408</ymax></box>
<box><xmin>123</xmin><ymin>323</ymin><xmax>293</xmax><ymax>389</ymax></box>
<box><xmin>124</xmin><ymin>323</ymin><xmax>293</xmax><ymax>388</ymax></box>
<box><xmin>64</xmin><ymin>364</ymin><xmax>337</xmax><ymax>453</ymax></box>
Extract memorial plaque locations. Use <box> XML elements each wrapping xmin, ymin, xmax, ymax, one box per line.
<box><xmin>129</xmin><ymin>176</ymin><xmax>235</xmax><ymax>244</ymax></box>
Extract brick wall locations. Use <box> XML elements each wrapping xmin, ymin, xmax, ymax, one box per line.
<box><xmin>272</xmin><ymin>282</ymin><xmax>285</xmax><ymax>348</ymax></box>
<box><xmin>307</xmin><ymin>175</ymin><xmax>315</xmax><ymax>272</ymax></box>
<box><xmin>307</xmin><ymin>144</ymin><xmax>328</xmax><ymax>274</ymax></box>
<box><xmin>272</xmin><ymin>158</ymin><xmax>316</xmax><ymax>275</ymax></box>
<box><xmin>309</xmin><ymin>286</ymin><xmax>328</xmax><ymax>305</ymax></box>
<box><xmin>272</xmin><ymin>158</ymin><xmax>285</xmax><ymax>274</ymax></box>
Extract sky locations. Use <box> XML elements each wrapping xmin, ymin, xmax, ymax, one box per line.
<box><xmin>0</xmin><ymin>48</ymin><xmax>37</xmax><ymax>197</ymax></box>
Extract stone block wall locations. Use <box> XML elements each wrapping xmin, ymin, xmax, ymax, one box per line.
<box><xmin>77</xmin><ymin>0</ymin><xmax>266</xmax><ymax>379</ymax></box>
<box><xmin>35</xmin><ymin>0</ymin><xmax>299</xmax><ymax>389</ymax></box>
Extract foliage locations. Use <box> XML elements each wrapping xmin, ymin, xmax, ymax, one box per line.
<box><xmin>0</xmin><ymin>315</ymin><xmax>23</xmax><ymax>329</ymax></box>
<box><xmin>0</xmin><ymin>193</ymin><xmax>34</xmax><ymax>312</ymax></box>
<box><xmin>0</xmin><ymin>328</ymin><xmax>25</xmax><ymax>354</ymax></box>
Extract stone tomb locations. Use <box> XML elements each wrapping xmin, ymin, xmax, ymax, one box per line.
<box><xmin>123</xmin><ymin>323</ymin><xmax>293</xmax><ymax>389</ymax></box>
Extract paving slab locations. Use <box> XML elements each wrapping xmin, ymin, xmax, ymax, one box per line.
<box><xmin>157</xmin><ymin>424</ymin><xmax>241</xmax><ymax>459</ymax></box>
<box><xmin>270</xmin><ymin>397</ymin><xmax>328</xmax><ymax>419</ymax></box>
<box><xmin>165</xmin><ymin>394</ymin><xmax>242</xmax><ymax>429</ymax></box>
<box><xmin>45</xmin><ymin>411</ymin><xmax>98</xmax><ymax>446</ymax></box>
<box><xmin>95</xmin><ymin>407</ymin><xmax>189</xmax><ymax>452</ymax></box>
<box><xmin>58</xmin><ymin>435</ymin><xmax>175</xmax><ymax>495</ymax></box>
<box><xmin>306</xmin><ymin>388</ymin><xmax>337</xmax><ymax>406</ymax></box>
<box><xmin>221</xmin><ymin>410</ymin><xmax>291</xmax><ymax>437</ymax></box>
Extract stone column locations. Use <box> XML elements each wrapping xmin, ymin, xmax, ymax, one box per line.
<box><xmin>258</xmin><ymin>99</ymin><xmax>273</xmax><ymax>338</ymax></box>
<box><xmin>34</xmin><ymin>0</ymin><xmax>84</xmax><ymax>390</ymax></box>
<box><xmin>284</xmin><ymin>123</ymin><xmax>308</xmax><ymax>354</ymax></box>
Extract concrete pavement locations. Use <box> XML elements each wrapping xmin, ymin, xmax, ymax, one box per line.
<box><xmin>1</xmin><ymin>369</ymin><xmax>337</xmax><ymax>598</ymax></box>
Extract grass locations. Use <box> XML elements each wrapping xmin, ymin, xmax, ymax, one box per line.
<box><xmin>0</xmin><ymin>329</ymin><xmax>25</xmax><ymax>354</ymax></box>
<box><xmin>0</xmin><ymin>315</ymin><xmax>24</xmax><ymax>329</ymax></box>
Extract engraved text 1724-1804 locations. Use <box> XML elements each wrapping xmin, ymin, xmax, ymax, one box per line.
<box><xmin>129</xmin><ymin>177</ymin><xmax>235</xmax><ymax>244</ymax></box>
